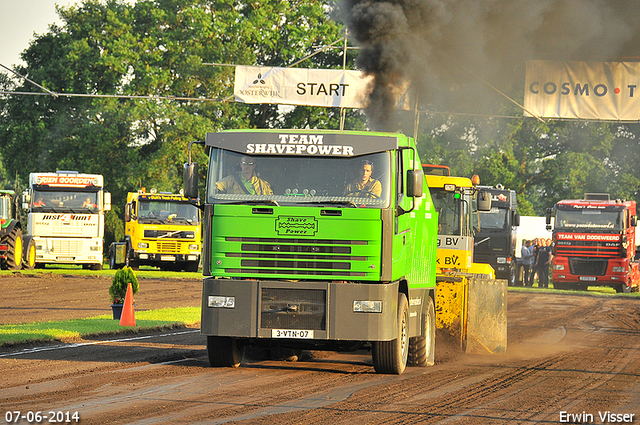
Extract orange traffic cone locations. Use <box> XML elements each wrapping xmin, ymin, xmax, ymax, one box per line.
<box><xmin>119</xmin><ymin>282</ymin><xmax>136</xmax><ymax>327</ymax></box>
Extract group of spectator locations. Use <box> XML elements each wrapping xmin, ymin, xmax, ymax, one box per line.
<box><xmin>520</xmin><ymin>238</ymin><xmax>554</xmax><ymax>288</ymax></box>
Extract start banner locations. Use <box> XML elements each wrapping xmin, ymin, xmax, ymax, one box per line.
<box><xmin>524</xmin><ymin>60</ymin><xmax>640</xmax><ymax>121</ymax></box>
<box><xmin>234</xmin><ymin>66</ymin><xmax>374</xmax><ymax>109</ymax></box>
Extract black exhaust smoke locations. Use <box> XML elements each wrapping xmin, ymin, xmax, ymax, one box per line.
<box><xmin>339</xmin><ymin>0</ymin><xmax>639</xmax><ymax>131</ymax></box>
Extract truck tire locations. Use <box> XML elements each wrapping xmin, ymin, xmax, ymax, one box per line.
<box><xmin>185</xmin><ymin>262</ymin><xmax>199</xmax><ymax>273</ymax></box>
<box><xmin>22</xmin><ymin>238</ymin><xmax>36</xmax><ymax>270</ymax></box>
<box><xmin>372</xmin><ymin>292</ymin><xmax>409</xmax><ymax>374</ymax></box>
<box><xmin>408</xmin><ymin>296</ymin><xmax>435</xmax><ymax>367</ymax></box>
<box><xmin>207</xmin><ymin>336</ymin><xmax>244</xmax><ymax>368</ymax></box>
<box><xmin>2</xmin><ymin>226</ymin><xmax>23</xmax><ymax>270</ymax></box>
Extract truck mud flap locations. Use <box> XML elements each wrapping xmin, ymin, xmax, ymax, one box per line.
<box><xmin>435</xmin><ymin>276</ymin><xmax>467</xmax><ymax>351</ymax></box>
<box><xmin>435</xmin><ymin>276</ymin><xmax>507</xmax><ymax>354</ymax></box>
<box><xmin>466</xmin><ymin>278</ymin><xmax>507</xmax><ymax>354</ymax></box>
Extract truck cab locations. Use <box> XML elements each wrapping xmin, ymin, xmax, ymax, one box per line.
<box><xmin>109</xmin><ymin>190</ymin><xmax>201</xmax><ymax>272</ymax></box>
<box><xmin>185</xmin><ymin>130</ymin><xmax>438</xmax><ymax>374</ymax></box>
<box><xmin>473</xmin><ymin>185</ymin><xmax>520</xmax><ymax>286</ymax></box>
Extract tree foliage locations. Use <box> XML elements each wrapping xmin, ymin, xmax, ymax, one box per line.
<box><xmin>0</xmin><ymin>0</ymin><xmax>350</xmax><ymax>243</ymax></box>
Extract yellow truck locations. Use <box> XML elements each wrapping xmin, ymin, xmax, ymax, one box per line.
<box><xmin>424</xmin><ymin>167</ymin><xmax>507</xmax><ymax>354</ymax></box>
<box><xmin>108</xmin><ymin>190</ymin><xmax>201</xmax><ymax>272</ymax></box>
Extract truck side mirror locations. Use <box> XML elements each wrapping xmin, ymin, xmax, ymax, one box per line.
<box><xmin>124</xmin><ymin>203</ymin><xmax>131</xmax><ymax>222</ymax></box>
<box><xmin>513</xmin><ymin>212</ymin><xmax>520</xmax><ymax>227</ymax></box>
<box><xmin>545</xmin><ymin>207</ymin><xmax>553</xmax><ymax>230</ymax></box>
<box><xmin>183</xmin><ymin>162</ymin><xmax>199</xmax><ymax>199</ymax></box>
<box><xmin>406</xmin><ymin>169</ymin><xmax>424</xmax><ymax>198</ymax></box>
<box><xmin>104</xmin><ymin>192</ymin><xmax>111</xmax><ymax>211</ymax></box>
<box><xmin>631</xmin><ymin>215</ymin><xmax>638</xmax><ymax>227</ymax></box>
<box><xmin>477</xmin><ymin>189</ymin><xmax>491</xmax><ymax>211</ymax></box>
<box><xmin>22</xmin><ymin>192</ymin><xmax>30</xmax><ymax>210</ymax></box>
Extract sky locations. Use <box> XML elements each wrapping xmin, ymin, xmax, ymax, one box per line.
<box><xmin>0</xmin><ymin>0</ymin><xmax>78</xmax><ymax>69</ymax></box>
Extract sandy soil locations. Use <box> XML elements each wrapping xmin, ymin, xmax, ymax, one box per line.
<box><xmin>1</xmin><ymin>274</ymin><xmax>640</xmax><ymax>424</ymax></box>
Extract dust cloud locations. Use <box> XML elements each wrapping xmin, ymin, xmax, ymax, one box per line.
<box><xmin>339</xmin><ymin>0</ymin><xmax>640</xmax><ymax>131</ymax></box>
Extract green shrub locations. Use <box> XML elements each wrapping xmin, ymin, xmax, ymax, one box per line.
<box><xmin>109</xmin><ymin>266</ymin><xmax>139</xmax><ymax>304</ymax></box>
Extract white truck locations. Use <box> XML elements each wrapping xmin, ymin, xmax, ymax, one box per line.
<box><xmin>23</xmin><ymin>171</ymin><xmax>111</xmax><ymax>269</ymax></box>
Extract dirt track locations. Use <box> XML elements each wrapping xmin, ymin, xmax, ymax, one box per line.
<box><xmin>1</xmin><ymin>274</ymin><xmax>640</xmax><ymax>424</ymax></box>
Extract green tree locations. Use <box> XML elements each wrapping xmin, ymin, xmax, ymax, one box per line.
<box><xmin>0</xmin><ymin>0</ymin><xmax>350</xmax><ymax>208</ymax></box>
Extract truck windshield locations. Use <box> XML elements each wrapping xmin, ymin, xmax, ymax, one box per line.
<box><xmin>206</xmin><ymin>149</ymin><xmax>392</xmax><ymax>208</ymax></box>
<box><xmin>31</xmin><ymin>190</ymin><xmax>100</xmax><ymax>213</ymax></box>
<box><xmin>431</xmin><ymin>189</ymin><xmax>471</xmax><ymax>236</ymax></box>
<box><xmin>555</xmin><ymin>209</ymin><xmax>623</xmax><ymax>231</ymax></box>
<box><xmin>137</xmin><ymin>200</ymin><xmax>200</xmax><ymax>224</ymax></box>
<box><xmin>479</xmin><ymin>207</ymin><xmax>508</xmax><ymax>231</ymax></box>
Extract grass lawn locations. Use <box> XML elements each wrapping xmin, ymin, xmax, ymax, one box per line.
<box><xmin>0</xmin><ymin>307</ymin><xmax>201</xmax><ymax>346</ymax></box>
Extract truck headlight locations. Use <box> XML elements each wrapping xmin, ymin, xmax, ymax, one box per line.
<box><xmin>612</xmin><ymin>266</ymin><xmax>625</xmax><ymax>273</ymax></box>
<box><xmin>554</xmin><ymin>264</ymin><xmax>565</xmax><ymax>270</ymax></box>
<box><xmin>138</xmin><ymin>242</ymin><xmax>149</xmax><ymax>249</ymax></box>
<box><xmin>496</xmin><ymin>257</ymin><xmax>507</xmax><ymax>264</ymax></box>
<box><xmin>89</xmin><ymin>246</ymin><xmax>100</xmax><ymax>251</ymax></box>
<box><xmin>208</xmin><ymin>296</ymin><xmax>235</xmax><ymax>308</ymax></box>
<box><xmin>188</xmin><ymin>244</ymin><xmax>199</xmax><ymax>250</ymax></box>
<box><xmin>353</xmin><ymin>300</ymin><xmax>382</xmax><ymax>313</ymax></box>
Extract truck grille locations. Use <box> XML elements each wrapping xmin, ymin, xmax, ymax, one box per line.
<box><xmin>555</xmin><ymin>240</ymin><xmax>620</xmax><ymax>258</ymax></box>
<box><xmin>260</xmin><ymin>288</ymin><xmax>326</xmax><ymax>331</ymax></box>
<box><xmin>157</xmin><ymin>242</ymin><xmax>180</xmax><ymax>253</ymax></box>
<box><xmin>144</xmin><ymin>230</ymin><xmax>195</xmax><ymax>239</ymax></box>
<box><xmin>222</xmin><ymin>237</ymin><xmax>370</xmax><ymax>277</ymax></box>
<box><xmin>568</xmin><ymin>258</ymin><xmax>608</xmax><ymax>276</ymax></box>
<box><xmin>52</xmin><ymin>240</ymin><xmax>83</xmax><ymax>255</ymax></box>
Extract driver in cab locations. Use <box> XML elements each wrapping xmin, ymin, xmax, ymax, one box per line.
<box><xmin>344</xmin><ymin>159</ymin><xmax>382</xmax><ymax>198</ymax></box>
<box><xmin>216</xmin><ymin>156</ymin><xmax>273</xmax><ymax>195</ymax></box>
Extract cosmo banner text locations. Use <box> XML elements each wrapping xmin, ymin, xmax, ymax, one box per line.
<box><xmin>234</xmin><ymin>66</ymin><xmax>372</xmax><ymax>108</ymax></box>
<box><xmin>524</xmin><ymin>60</ymin><xmax>640</xmax><ymax>121</ymax></box>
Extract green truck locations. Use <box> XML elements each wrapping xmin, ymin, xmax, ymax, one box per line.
<box><xmin>184</xmin><ymin>130</ymin><xmax>439</xmax><ymax>374</ymax></box>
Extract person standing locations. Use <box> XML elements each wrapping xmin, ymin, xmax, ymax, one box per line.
<box><xmin>535</xmin><ymin>238</ymin><xmax>554</xmax><ymax>288</ymax></box>
<box><xmin>521</xmin><ymin>240</ymin><xmax>535</xmax><ymax>287</ymax></box>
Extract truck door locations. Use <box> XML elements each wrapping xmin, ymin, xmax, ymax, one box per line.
<box><xmin>393</xmin><ymin>149</ymin><xmax>416</xmax><ymax>270</ymax></box>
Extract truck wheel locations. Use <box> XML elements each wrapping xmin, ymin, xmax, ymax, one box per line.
<box><xmin>3</xmin><ymin>227</ymin><xmax>23</xmax><ymax>270</ymax></box>
<box><xmin>207</xmin><ymin>336</ymin><xmax>244</xmax><ymax>368</ymax></box>
<box><xmin>372</xmin><ymin>292</ymin><xmax>409</xmax><ymax>374</ymax></box>
<box><xmin>185</xmin><ymin>262</ymin><xmax>199</xmax><ymax>273</ymax></box>
<box><xmin>22</xmin><ymin>238</ymin><xmax>36</xmax><ymax>270</ymax></box>
<box><xmin>408</xmin><ymin>296</ymin><xmax>435</xmax><ymax>367</ymax></box>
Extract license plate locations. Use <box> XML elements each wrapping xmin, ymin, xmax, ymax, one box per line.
<box><xmin>579</xmin><ymin>276</ymin><xmax>596</xmax><ymax>281</ymax></box>
<box><xmin>271</xmin><ymin>329</ymin><xmax>314</xmax><ymax>339</ymax></box>
<box><xmin>160</xmin><ymin>255</ymin><xmax>176</xmax><ymax>261</ymax></box>
<box><xmin>56</xmin><ymin>256</ymin><xmax>74</xmax><ymax>261</ymax></box>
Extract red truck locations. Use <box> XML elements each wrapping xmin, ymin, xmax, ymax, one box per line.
<box><xmin>546</xmin><ymin>193</ymin><xmax>640</xmax><ymax>293</ymax></box>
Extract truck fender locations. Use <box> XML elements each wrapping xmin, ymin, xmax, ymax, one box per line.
<box><xmin>2</xmin><ymin>219</ymin><xmax>20</xmax><ymax>236</ymax></box>
<box><xmin>21</xmin><ymin>235</ymin><xmax>36</xmax><ymax>269</ymax></box>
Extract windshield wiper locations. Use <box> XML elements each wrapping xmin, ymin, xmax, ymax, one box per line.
<box><xmin>235</xmin><ymin>199</ymin><xmax>280</xmax><ymax>206</ymax></box>
<box><xmin>304</xmin><ymin>200</ymin><xmax>358</xmax><ymax>208</ymax></box>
